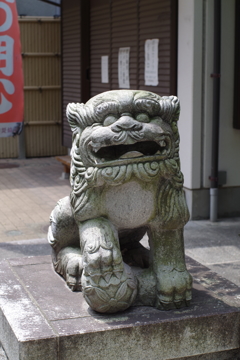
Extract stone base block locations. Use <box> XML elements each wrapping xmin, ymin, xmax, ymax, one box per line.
<box><xmin>0</xmin><ymin>255</ymin><xmax>240</xmax><ymax>360</ymax></box>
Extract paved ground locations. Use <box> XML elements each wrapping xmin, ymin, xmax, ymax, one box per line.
<box><xmin>0</xmin><ymin>157</ymin><xmax>240</xmax><ymax>288</ymax></box>
<box><xmin>184</xmin><ymin>218</ymin><xmax>240</xmax><ymax>287</ymax></box>
<box><xmin>0</xmin><ymin>157</ymin><xmax>70</xmax><ymax>242</ymax></box>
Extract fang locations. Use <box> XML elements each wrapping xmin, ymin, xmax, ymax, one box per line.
<box><xmin>159</xmin><ymin>140</ymin><xmax>166</xmax><ymax>147</ymax></box>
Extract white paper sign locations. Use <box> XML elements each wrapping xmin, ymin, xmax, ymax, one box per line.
<box><xmin>144</xmin><ymin>39</ymin><xmax>159</xmax><ymax>86</ymax></box>
<box><xmin>101</xmin><ymin>56</ymin><xmax>109</xmax><ymax>83</ymax></box>
<box><xmin>118</xmin><ymin>47</ymin><xmax>130</xmax><ymax>88</ymax></box>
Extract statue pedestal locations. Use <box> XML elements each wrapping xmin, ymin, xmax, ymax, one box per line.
<box><xmin>0</xmin><ymin>255</ymin><xmax>240</xmax><ymax>360</ymax></box>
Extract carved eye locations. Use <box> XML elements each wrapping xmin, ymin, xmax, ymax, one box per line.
<box><xmin>136</xmin><ymin>113</ymin><xmax>150</xmax><ymax>123</ymax></box>
<box><xmin>103</xmin><ymin>115</ymin><xmax>117</xmax><ymax>126</ymax></box>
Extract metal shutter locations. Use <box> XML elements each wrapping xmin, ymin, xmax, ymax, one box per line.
<box><xmin>90</xmin><ymin>0</ymin><xmax>111</xmax><ymax>97</ymax></box>
<box><xmin>89</xmin><ymin>0</ymin><xmax>177</xmax><ymax>97</ymax></box>
<box><xmin>139</xmin><ymin>0</ymin><xmax>176</xmax><ymax>95</ymax></box>
<box><xmin>62</xmin><ymin>0</ymin><xmax>81</xmax><ymax>148</ymax></box>
<box><xmin>111</xmin><ymin>0</ymin><xmax>138</xmax><ymax>89</ymax></box>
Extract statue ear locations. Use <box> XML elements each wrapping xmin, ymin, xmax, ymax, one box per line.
<box><xmin>159</xmin><ymin>96</ymin><xmax>180</xmax><ymax>124</ymax></box>
<box><xmin>170</xmin><ymin>96</ymin><xmax>180</xmax><ymax>123</ymax></box>
<box><xmin>66</xmin><ymin>103</ymin><xmax>86</xmax><ymax>132</ymax></box>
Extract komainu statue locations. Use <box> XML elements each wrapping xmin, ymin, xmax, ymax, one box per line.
<box><xmin>48</xmin><ymin>90</ymin><xmax>192</xmax><ymax>313</ymax></box>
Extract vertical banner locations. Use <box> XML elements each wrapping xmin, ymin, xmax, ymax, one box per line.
<box><xmin>144</xmin><ymin>39</ymin><xmax>159</xmax><ymax>86</ymax></box>
<box><xmin>101</xmin><ymin>55</ymin><xmax>109</xmax><ymax>83</ymax></box>
<box><xmin>0</xmin><ymin>0</ymin><xmax>24</xmax><ymax>137</ymax></box>
<box><xmin>118</xmin><ymin>47</ymin><xmax>130</xmax><ymax>89</ymax></box>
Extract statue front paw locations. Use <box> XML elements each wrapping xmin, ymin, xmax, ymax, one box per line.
<box><xmin>155</xmin><ymin>268</ymin><xmax>192</xmax><ymax>310</ymax></box>
<box><xmin>82</xmin><ymin>261</ymin><xmax>137</xmax><ymax>313</ymax></box>
<box><xmin>80</xmin><ymin>218</ymin><xmax>138</xmax><ymax>313</ymax></box>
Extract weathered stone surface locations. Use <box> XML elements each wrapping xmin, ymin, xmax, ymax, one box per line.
<box><xmin>0</xmin><ymin>345</ymin><xmax>7</xmax><ymax>360</ymax></box>
<box><xmin>0</xmin><ymin>255</ymin><xmax>239</xmax><ymax>360</ymax></box>
<box><xmin>175</xmin><ymin>350</ymin><xmax>240</xmax><ymax>360</ymax></box>
<box><xmin>0</xmin><ymin>238</ymin><xmax>50</xmax><ymax>261</ymax></box>
<box><xmin>0</xmin><ymin>259</ymin><xmax>58</xmax><ymax>360</ymax></box>
<box><xmin>48</xmin><ymin>90</ymin><xmax>192</xmax><ymax>313</ymax></box>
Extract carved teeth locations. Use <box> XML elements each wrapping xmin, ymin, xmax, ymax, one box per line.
<box><xmin>156</xmin><ymin>150</ymin><xmax>161</xmax><ymax>155</ymax></box>
<box><xmin>159</xmin><ymin>140</ymin><xmax>166</xmax><ymax>147</ymax></box>
<box><xmin>119</xmin><ymin>151</ymin><xmax>143</xmax><ymax>159</ymax></box>
<box><xmin>90</xmin><ymin>141</ymin><xmax>101</xmax><ymax>153</ymax></box>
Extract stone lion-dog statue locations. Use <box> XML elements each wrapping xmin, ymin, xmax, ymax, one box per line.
<box><xmin>48</xmin><ymin>90</ymin><xmax>192</xmax><ymax>313</ymax></box>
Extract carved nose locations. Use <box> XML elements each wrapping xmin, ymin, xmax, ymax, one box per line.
<box><xmin>111</xmin><ymin>116</ymin><xmax>142</xmax><ymax>132</ymax></box>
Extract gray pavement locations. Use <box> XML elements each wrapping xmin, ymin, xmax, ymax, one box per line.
<box><xmin>0</xmin><ymin>157</ymin><xmax>240</xmax><ymax>287</ymax></box>
<box><xmin>0</xmin><ymin>157</ymin><xmax>70</xmax><ymax>242</ymax></box>
<box><xmin>184</xmin><ymin>218</ymin><xmax>240</xmax><ymax>287</ymax></box>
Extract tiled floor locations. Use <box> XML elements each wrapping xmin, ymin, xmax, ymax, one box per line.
<box><xmin>0</xmin><ymin>157</ymin><xmax>70</xmax><ymax>243</ymax></box>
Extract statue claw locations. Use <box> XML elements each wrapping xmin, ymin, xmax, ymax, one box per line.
<box><xmin>113</xmin><ymin>270</ymin><xmax>123</xmax><ymax>279</ymax></box>
<box><xmin>103</xmin><ymin>272</ymin><xmax>112</xmax><ymax>283</ymax></box>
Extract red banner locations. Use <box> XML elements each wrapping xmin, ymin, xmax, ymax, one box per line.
<box><xmin>0</xmin><ymin>0</ymin><xmax>24</xmax><ymax>137</ymax></box>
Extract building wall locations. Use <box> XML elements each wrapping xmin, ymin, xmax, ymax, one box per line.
<box><xmin>178</xmin><ymin>0</ymin><xmax>240</xmax><ymax>219</ymax></box>
<box><xmin>177</xmin><ymin>0</ymin><xmax>203</xmax><ymax>190</ymax></box>
<box><xmin>202</xmin><ymin>0</ymin><xmax>239</xmax><ymax>188</ymax></box>
<box><xmin>218</xmin><ymin>0</ymin><xmax>240</xmax><ymax>187</ymax></box>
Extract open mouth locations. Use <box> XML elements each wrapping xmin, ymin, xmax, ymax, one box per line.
<box><xmin>91</xmin><ymin>138</ymin><xmax>171</xmax><ymax>166</ymax></box>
